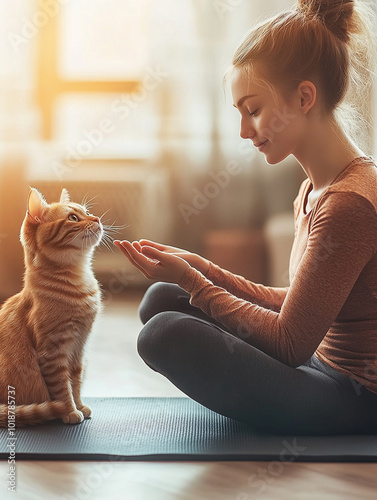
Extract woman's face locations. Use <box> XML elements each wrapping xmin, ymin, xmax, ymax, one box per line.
<box><xmin>231</xmin><ymin>67</ymin><xmax>304</xmax><ymax>165</ymax></box>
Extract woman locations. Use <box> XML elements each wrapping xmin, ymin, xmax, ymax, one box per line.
<box><xmin>114</xmin><ymin>0</ymin><xmax>377</xmax><ymax>434</ymax></box>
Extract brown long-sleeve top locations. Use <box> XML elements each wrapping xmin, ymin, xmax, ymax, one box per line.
<box><xmin>178</xmin><ymin>156</ymin><xmax>377</xmax><ymax>394</ymax></box>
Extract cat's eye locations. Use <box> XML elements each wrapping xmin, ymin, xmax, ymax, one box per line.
<box><xmin>68</xmin><ymin>214</ymin><xmax>79</xmax><ymax>222</ymax></box>
<box><xmin>86</xmin><ymin>211</ymin><xmax>90</xmax><ymax>216</ymax></box>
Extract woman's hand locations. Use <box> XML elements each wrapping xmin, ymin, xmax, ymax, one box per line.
<box><xmin>135</xmin><ymin>239</ymin><xmax>210</xmax><ymax>276</ymax></box>
<box><xmin>113</xmin><ymin>240</ymin><xmax>191</xmax><ymax>284</ymax></box>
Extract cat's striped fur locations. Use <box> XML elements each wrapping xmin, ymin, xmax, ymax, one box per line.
<box><xmin>0</xmin><ymin>188</ymin><xmax>102</xmax><ymax>426</ymax></box>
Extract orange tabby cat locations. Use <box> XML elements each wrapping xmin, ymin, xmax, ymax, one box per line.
<box><xmin>0</xmin><ymin>187</ymin><xmax>102</xmax><ymax>426</ymax></box>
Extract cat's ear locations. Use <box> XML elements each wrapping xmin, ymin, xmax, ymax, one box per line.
<box><xmin>59</xmin><ymin>188</ymin><xmax>70</xmax><ymax>204</ymax></box>
<box><xmin>27</xmin><ymin>188</ymin><xmax>48</xmax><ymax>224</ymax></box>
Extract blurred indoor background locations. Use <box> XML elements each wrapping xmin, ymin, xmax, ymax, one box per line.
<box><xmin>0</xmin><ymin>0</ymin><xmax>376</xmax><ymax>302</ymax></box>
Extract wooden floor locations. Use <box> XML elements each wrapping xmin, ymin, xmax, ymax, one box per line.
<box><xmin>1</xmin><ymin>289</ymin><xmax>377</xmax><ymax>500</ymax></box>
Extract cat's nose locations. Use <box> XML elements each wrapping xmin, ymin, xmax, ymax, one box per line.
<box><xmin>92</xmin><ymin>216</ymin><xmax>100</xmax><ymax>223</ymax></box>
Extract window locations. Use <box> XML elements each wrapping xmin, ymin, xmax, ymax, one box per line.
<box><xmin>37</xmin><ymin>0</ymin><xmax>149</xmax><ymax>152</ymax></box>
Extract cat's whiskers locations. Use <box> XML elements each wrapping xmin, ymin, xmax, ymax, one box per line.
<box><xmin>65</xmin><ymin>214</ymin><xmax>127</xmax><ymax>254</ymax></box>
<box><xmin>96</xmin><ymin>228</ymin><xmax>113</xmax><ymax>252</ymax></box>
<box><xmin>79</xmin><ymin>229</ymin><xmax>93</xmax><ymax>255</ymax></box>
<box><xmin>102</xmin><ymin>222</ymin><xmax>128</xmax><ymax>236</ymax></box>
<box><xmin>79</xmin><ymin>226</ymin><xmax>103</xmax><ymax>250</ymax></box>
<box><xmin>100</xmin><ymin>235</ymin><xmax>114</xmax><ymax>252</ymax></box>
<box><xmin>98</xmin><ymin>222</ymin><xmax>128</xmax><ymax>253</ymax></box>
<box><xmin>69</xmin><ymin>230</ymin><xmax>84</xmax><ymax>245</ymax></box>
<box><xmin>81</xmin><ymin>193</ymin><xmax>99</xmax><ymax>212</ymax></box>
<box><xmin>99</xmin><ymin>208</ymin><xmax>112</xmax><ymax>223</ymax></box>
<box><xmin>81</xmin><ymin>193</ymin><xmax>90</xmax><ymax>207</ymax></box>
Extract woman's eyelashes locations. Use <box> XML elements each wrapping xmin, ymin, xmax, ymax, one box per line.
<box><xmin>248</xmin><ymin>108</ymin><xmax>260</xmax><ymax>117</ymax></box>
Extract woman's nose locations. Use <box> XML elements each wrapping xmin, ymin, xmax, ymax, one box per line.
<box><xmin>240</xmin><ymin>117</ymin><xmax>255</xmax><ymax>140</ymax></box>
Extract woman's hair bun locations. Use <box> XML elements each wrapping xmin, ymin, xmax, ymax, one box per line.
<box><xmin>297</xmin><ymin>0</ymin><xmax>355</xmax><ymax>43</ymax></box>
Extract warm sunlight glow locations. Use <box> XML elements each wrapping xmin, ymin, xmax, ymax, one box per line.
<box><xmin>58</xmin><ymin>0</ymin><xmax>149</xmax><ymax>80</ymax></box>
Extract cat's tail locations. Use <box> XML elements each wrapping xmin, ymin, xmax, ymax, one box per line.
<box><xmin>0</xmin><ymin>401</ymin><xmax>68</xmax><ymax>427</ymax></box>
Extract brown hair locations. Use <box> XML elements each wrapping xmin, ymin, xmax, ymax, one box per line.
<box><xmin>227</xmin><ymin>0</ymin><xmax>377</xmax><ymax>150</ymax></box>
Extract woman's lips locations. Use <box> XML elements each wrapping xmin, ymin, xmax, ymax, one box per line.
<box><xmin>255</xmin><ymin>140</ymin><xmax>269</xmax><ymax>150</ymax></box>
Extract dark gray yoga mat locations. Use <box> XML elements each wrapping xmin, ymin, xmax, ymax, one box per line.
<box><xmin>1</xmin><ymin>397</ymin><xmax>377</xmax><ymax>462</ymax></box>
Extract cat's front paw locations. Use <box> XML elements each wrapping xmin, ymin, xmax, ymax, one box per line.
<box><xmin>77</xmin><ymin>405</ymin><xmax>92</xmax><ymax>419</ymax></box>
<box><xmin>62</xmin><ymin>410</ymin><xmax>84</xmax><ymax>425</ymax></box>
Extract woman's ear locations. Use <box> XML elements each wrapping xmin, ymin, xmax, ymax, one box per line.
<box><xmin>297</xmin><ymin>80</ymin><xmax>316</xmax><ymax>114</ymax></box>
<box><xmin>27</xmin><ymin>187</ymin><xmax>48</xmax><ymax>224</ymax></box>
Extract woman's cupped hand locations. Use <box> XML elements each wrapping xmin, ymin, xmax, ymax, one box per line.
<box><xmin>113</xmin><ymin>239</ymin><xmax>191</xmax><ymax>284</ymax></box>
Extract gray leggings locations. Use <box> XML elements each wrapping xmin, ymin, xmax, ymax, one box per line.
<box><xmin>137</xmin><ymin>282</ymin><xmax>377</xmax><ymax>435</ymax></box>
